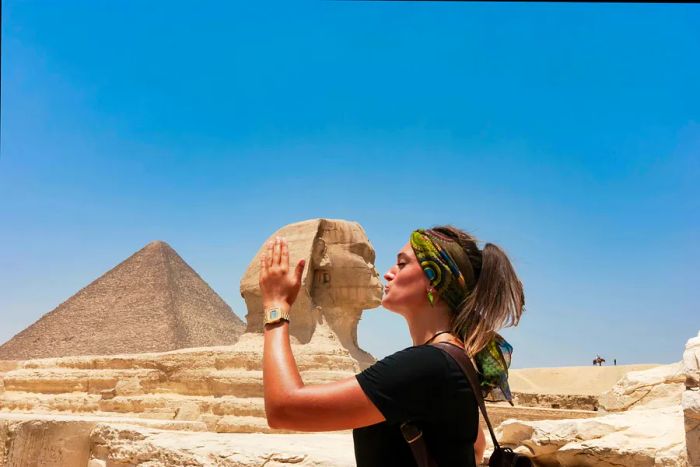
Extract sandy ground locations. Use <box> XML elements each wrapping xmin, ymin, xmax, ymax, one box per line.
<box><xmin>509</xmin><ymin>364</ymin><xmax>660</xmax><ymax>395</ymax></box>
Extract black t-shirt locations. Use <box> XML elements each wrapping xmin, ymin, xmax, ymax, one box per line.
<box><xmin>353</xmin><ymin>345</ymin><xmax>478</xmax><ymax>467</ymax></box>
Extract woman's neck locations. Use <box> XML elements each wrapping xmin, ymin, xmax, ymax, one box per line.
<box><xmin>405</xmin><ymin>305</ymin><xmax>454</xmax><ymax>346</ymax></box>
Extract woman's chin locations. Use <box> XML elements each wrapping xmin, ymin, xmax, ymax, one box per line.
<box><xmin>381</xmin><ymin>296</ymin><xmax>397</xmax><ymax>312</ymax></box>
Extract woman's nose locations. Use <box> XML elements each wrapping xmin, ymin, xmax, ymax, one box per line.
<box><xmin>384</xmin><ymin>269</ymin><xmax>395</xmax><ymax>281</ymax></box>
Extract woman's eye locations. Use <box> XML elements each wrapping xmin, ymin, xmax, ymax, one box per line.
<box><xmin>397</xmin><ymin>262</ymin><xmax>406</xmax><ymax>268</ymax></box>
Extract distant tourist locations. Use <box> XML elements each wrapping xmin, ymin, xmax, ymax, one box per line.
<box><xmin>593</xmin><ymin>355</ymin><xmax>605</xmax><ymax>366</ymax></box>
<box><xmin>614</xmin><ymin>359</ymin><xmax>617</xmax><ymax>366</ymax></box>
<box><xmin>259</xmin><ymin>226</ymin><xmax>526</xmax><ymax>466</ymax></box>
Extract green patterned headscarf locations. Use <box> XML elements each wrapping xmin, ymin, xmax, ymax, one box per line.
<box><xmin>474</xmin><ymin>334</ymin><xmax>513</xmax><ymax>403</ymax></box>
<box><xmin>410</xmin><ymin>228</ymin><xmax>514</xmax><ymax>403</ymax></box>
<box><xmin>409</xmin><ymin>229</ymin><xmax>476</xmax><ymax>310</ymax></box>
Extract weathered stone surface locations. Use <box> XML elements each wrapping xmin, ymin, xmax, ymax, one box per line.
<box><xmin>512</xmin><ymin>392</ymin><xmax>600</xmax><ymax>411</ymax></box>
<box><xmin>0</xmin><ymin>324</ymin><xmax>361</xmax><ymax>434</ymax></box>
<box><xmin>2</xmin><ymin>344</ymin><xmax>675</xmax><ymax>465</ymax></box>
<box><xmin>0</xmin><ymin>417</ymin><xmax>94</xmax><ymax>467</ymax></box>
<box><xmin>0</xmin><ymin>413</ymin><xmax>350</xmax><ymax>467</ymax></box>
<box><xmin>240</xmin><ymin>219</ymin><xmax>383</xmax><ymax>368</ymax></box>
<box><xmin>599</xmin><ymin>362</ymin><xmax>686</xmax><ymax>412</ymax></box>
<box><xmin>497</xmin><ymin>406</ymin><xmax>687</xmax><ymax>466</ymax></box>
<box><xmin>491</xmin><ymin>334</ymin><xmax>700</xmax><ymax>466</ymax></box>
<box><xmin>683</xmin><ymin>331</ymin><xmax>700</xmax><ymax>466</ymax></box>
<box><xmin>0</xmin><ymin>411</ymin><xmax>207</xmax><ymax>432</ymax></box>
<box><xmin>683</xmin><ymin>331</ymin><xmax>700</xmax><ymax>389</ymax></box>
<box><xmin>0</xmin><ymin>241</ymin><xmax>244</xmax><ymax>360</ymax></box>
<box><xmin>683</xmin><ymin>391</ymin><xmax>700</xmax><ymax>467</ymax></box>
<box><xmin>480</xmin><ymin>404</ymin><xmax>598</xmax><ymax>438</ymax></box>
<box><xmin>89</xmin><ymin>423</ymin><xmax>355</xmax><ymax>466</ymax></box>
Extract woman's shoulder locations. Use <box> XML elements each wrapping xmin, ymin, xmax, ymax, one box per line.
<box><xmin>387</xmin><ymin>344</ymin><xmax>450</xmax><ymax>361</ymax></box>
<box><xmin>362</xmin><ymin>345</ymin><xmax>452</xmax><ymax>380</ymax></box>
<box><xmin>355</xmin><ymin>345</ymin><xmax>457</xmax><ymax>423</ymax></box>
<box><xmin>391</xmin><ymin>343</ymin><xmax>461</xmax><ymax>362</ymax></box>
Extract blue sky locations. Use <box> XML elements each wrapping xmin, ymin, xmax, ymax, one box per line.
<box><xmin>1</xmin><ymin>1</ymin><xmax>698</xmax><ymax>367</ymax></box>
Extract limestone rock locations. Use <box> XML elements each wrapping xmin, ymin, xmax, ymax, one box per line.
<box><xmin>0</xmin><ymin>416</ymin><xmax>94</xmax><ymax>466</ymax></box>
<box><xmin>683</xmin><ymin>331</ymin><xmax>700</xmax><ymax>465</ymax></box>
<box><xmin>89</xmin><ymin>423</ymin><xmax>355</xmax><ymax>466</ymax></box>
<box><xmin>512</xmin><ymin>392</ymin><xmax>600</xmax><ymax>411</ymax></box>
<box><xmin>683</xmin><ymin>391</ymin><xmax>700</xmax><ymax>466</ymax></box>
<box><xmin>497</xmin><ymin>406</ymin><xmax>687</xmax><ymax>466</ymax></box>
<box><xmin>240</xmin><ymin>219</ymin><xmax>383</xmax><ymax>368</ymax></box>
<box><xmin>599</xmin><ymin>362</ymin><xmax>686</xmax><ymax>412</ymax></box>
<box><xmin>683</xmin><ymin>331</ymin><xmax>700</xmax><ymax>389</ymax></box>
<box><xmin>0</xmin><ymin>331</ymin><xmax>362</xmax><ymax>434</ymax></box>
<box><xmin>493</xmin><ymin>333</ymin><xmax>700</xmax><ymax>466</ymax></box>
<box><xmin>0</xmin><ymin>241</ymin><xmax>244</xmax><ymax>360</ymax></box>
<box><xmin>0</xmin><ymin>415</ymin><xmax>355</xmax><ymax>467</ymax></box>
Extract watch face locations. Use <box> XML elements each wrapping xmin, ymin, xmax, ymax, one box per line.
<box><xmin>269</xmin><ymin>310</ymin><xmax>279</xmax><ymax>319</ymax></box>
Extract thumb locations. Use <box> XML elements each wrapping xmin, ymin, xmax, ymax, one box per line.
<box><xmin>294</xmin><ymin>259</ymin><xmax>305</xmax><ymax>287</ymax></box>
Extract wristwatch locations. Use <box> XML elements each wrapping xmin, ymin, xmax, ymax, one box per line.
<box><xmin>264</xmin><ymin>305</ymin><xmax>290</xmax><ymax>326</ymax></box>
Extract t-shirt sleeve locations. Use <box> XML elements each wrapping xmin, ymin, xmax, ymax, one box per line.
<box><xmin>356</xmin><ymin>345</ymin><xmax>448</xmax><ymax>425</ymax></box>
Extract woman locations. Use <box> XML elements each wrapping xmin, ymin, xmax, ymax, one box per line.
<box><xmin>259</xmin><ymin>225</ymin><xmax>524</xmax><ymax>466</ymax></box>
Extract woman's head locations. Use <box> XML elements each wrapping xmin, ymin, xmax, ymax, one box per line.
<box><xmin>382</xmin><ymin>225</ymin><xmax>524</xmax><ymax>356</ymax></box>
<box><xmin>381</xmin><ymin>241</ymin><xmax>435</xmax><ymax>315</ymax></box>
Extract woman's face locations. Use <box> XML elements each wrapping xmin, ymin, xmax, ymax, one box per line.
<box><xmin>381</xmin><ymin>241</ymin><xmax>431</xmax><ymax>314</ymax></box>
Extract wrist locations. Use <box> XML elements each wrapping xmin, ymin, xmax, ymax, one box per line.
<box><xmin>263</xmin><ymin>303</ymin><xmax>290</xmax><ymax>327</ymax></box>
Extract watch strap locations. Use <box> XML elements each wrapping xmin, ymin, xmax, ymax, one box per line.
<box><xmin>264</xmin><ymin>306</ymin><xmax>290</xmax><ymax>325</ymax></box>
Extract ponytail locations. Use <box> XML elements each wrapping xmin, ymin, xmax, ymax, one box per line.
<box><xmin>431</xmin><ymin>226</ymin><xmax>524</xmax><ymax>357</ymax></box>
<box><xmin>452</xmin><ymin>242</ymin><xmax>524</xmax><ymax>356</ymax></box>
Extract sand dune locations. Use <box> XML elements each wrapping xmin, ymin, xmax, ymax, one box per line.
<box><xmin>509</xmin><ymin>364</ymin><xmax>660</xmax><ymax>395</ymax></box>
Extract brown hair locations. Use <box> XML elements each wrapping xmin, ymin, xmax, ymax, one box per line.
<box><xmin>431</xmin><ymin>226</ymin><xmax>525</xmax><ymax>356</ymax></box>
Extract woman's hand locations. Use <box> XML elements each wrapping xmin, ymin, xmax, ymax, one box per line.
<box><xmin>259</xmin><ymin>236</ymin><xmax>305</xmax><ymax>309</ymax></box>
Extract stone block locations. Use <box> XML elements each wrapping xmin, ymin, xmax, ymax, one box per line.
<box><xmin>599</xmin><ymin>362</ymin><xmax>686</xmax><ymax>412</ymax></box>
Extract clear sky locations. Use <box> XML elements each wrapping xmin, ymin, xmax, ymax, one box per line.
<box><xmin>1</xmin><ymin>1</ymin><xmax>698</xmax><ymax>368</ymax></box>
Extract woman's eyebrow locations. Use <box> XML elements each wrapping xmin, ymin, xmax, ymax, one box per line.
<box><xmin>397</xmin><ymin>252</ymin><xmax>410</xmax><ymax>261</ymax></box>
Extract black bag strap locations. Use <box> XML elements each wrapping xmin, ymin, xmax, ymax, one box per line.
<box><xmin>401</xmin><ymin>342</ymin><xmax>531</xmax><ymax>467</ymax></box>
<box><xmin>399</xmin><ymin>421</ymin><xmax>438</xmax><ymax>467</ymax></box>
<box><xmin>399</xmin><ymin>341</ymin><xmax>504</xmax><ymax>467</ymax></box>
<box><xmin>431</xmin><ymin>342</ymin><xmax>501</xmax><ymax>451</ymax></box>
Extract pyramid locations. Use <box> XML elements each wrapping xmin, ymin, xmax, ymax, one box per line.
<box><xmin>0</xmin><ymin>241</ymin><xmax>244</xmax><ymax>360</ymax></box>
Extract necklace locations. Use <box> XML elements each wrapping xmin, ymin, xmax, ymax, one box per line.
<box><xmin>423</xmin><ymin>330</ymin><xmax>453</xmax><ymax>345</ymax></box>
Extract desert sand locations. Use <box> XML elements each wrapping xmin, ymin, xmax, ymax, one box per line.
<box><xmin>510</xmin><ymin>364</ymin><xmax>660</xmax><ymax>396</ymax></box>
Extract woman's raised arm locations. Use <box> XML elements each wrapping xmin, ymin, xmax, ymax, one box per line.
<box><xmin>260</xmin><ymin>236</ymin><xmax>384</xmax><ymax>431</ymax></box>
<box><xmin>263</xmin><ymin>317</ymin><xmax>385</xmax><ymax>431</ymax></box>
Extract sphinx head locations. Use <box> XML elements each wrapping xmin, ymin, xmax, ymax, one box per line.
<box><xmin>241</xmin><ymin>219</ymin><xmax>382</xmax><ymax>359</ymax></box>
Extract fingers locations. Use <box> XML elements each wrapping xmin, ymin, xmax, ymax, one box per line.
<box><xmin>265</xmin><ymin>240</ymin><xmax>274</xmax><ymax>268</ymax></box>
<box><xmin>280</xmin><ymin>238</ymin><xmax>289</xmax><ymax>270</ymax></box>
<box><xmin>294</xmin><ymin>259</ymin><xmax>305</xmax><ymax>286</ymax></box>
<box><xmin>259</xmin><ymin>249</ymin><xmax>269</xmax><ymax>289</ymax></box>
<box><xmin>272</xmin><ymin>237</ymin><xmax>282</xmax><ymax>265</ymax></box>
<box><xmin>261</xmin><ymin>237</ymin><xmax>290</xmax><ymax>272</ymax></box>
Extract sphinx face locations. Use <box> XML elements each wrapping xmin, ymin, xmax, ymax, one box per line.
<box><xmin>310</xmin><ymin>224</ymin><xmax>383</xmax><ymax>312</ymax></box>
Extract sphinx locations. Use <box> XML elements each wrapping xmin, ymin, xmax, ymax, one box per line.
<box><xmin>240</xmin><ymin>218</ymin><xmax>383</xmax><ymax>369</ymax></box>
